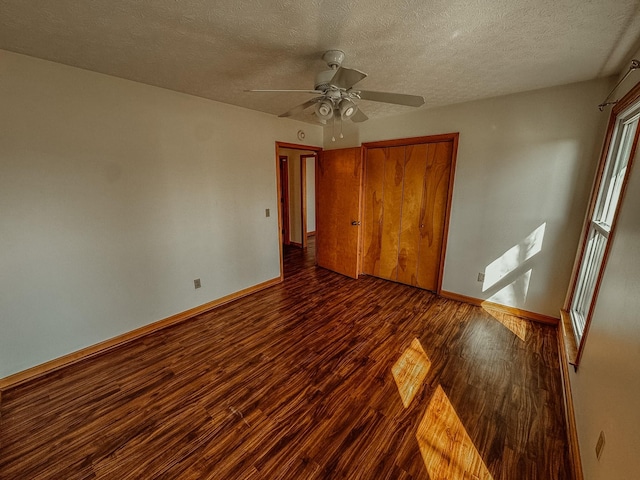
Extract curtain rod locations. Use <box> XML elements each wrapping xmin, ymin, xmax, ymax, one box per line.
<box><xmin>598</xmin><ymin>59</ymin><xmax>640</xmax><ymax>111</ymax></box>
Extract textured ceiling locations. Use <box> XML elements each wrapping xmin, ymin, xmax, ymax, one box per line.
<box><xmin>1</xmin><ymin>0</ymin><xmax>640</xmax><ymax>123</ymax></box>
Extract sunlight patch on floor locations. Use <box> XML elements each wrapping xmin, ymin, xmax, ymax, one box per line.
<box><xmin>416</xmin><ymin>385</ymin><xmax>494</xmax><ymax>480</ymax></box>
<box><xmin>483</xmin><ymin>306</ymin><xmax>529</xmax><ymax>341</ymax></box>
<box><xmin>391</xmin><ymin>338</ymin><xmax>431</xmax><ymax>408</ymax></box>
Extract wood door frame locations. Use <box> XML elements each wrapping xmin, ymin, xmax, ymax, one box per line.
<box><xmin>279</xmin><ymin>156</ymin><xmax>290</xmax><ymax>246</ymax></box>
<box><xmin>362</xmin><ymin>133</ymin><xmax>459</xmax><ymax>294</ymax></box>
<box><xmin>275</xmin><ymin>142</ymin><xmax>323</xmax><ymax>279</ymax></box>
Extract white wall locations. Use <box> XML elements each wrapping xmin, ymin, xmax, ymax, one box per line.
<box><xmin>0</xmin><ymin>50</ymin><xmax>322</xmax><ymax>378</ymax></box>
<box><xmin>306</xmin><ymin>156</ymin><xmax>316</xmax><ymax>233</ymax></box>
<box><xmin>279</xmin><ymin>147</ymin><xmax>315</xmax><ymax>245</ymax></box>
<box><xmin>569</xmin><ymin>54</ymin><xmax>640</xmax><ymax>479</ymax></box>
<box><xmin>326</xmin><ymin>79</ymin><xmax>612</xmax><ymax>317</ymax></box>
<box><xmin>287</xmin><ymin>149</ymin><xmax>303</xmax><ymax>245</ymax></box>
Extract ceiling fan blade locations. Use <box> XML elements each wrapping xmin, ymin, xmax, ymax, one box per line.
<box><xmin>351</xmin><ymin>109</ymin><xmax>368</xmax><ymax>123</ymax></box>
<box><xmin>357</xmin><ymin>90</ymin><xmax>425</xmax><ymax>107</ymax></box>
<box><xmin>330</xmin><ymin>67</ymin><xmax>367</xmax><ymax>89</ymax></box>
<box><xmin>246</xmin><ymin>89</ymin><xmax>323</xmax><ymax>94</ymax></box>
<box><xmin>278</xmin><ymin>98</ymin><xmax>321</xmax><ymax>118</ymax></box>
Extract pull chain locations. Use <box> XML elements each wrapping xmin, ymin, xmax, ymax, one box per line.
<box><xmin>331</xmin><ymin>112</ymin><xmax>336</xmax><ymax>142</ymax></box>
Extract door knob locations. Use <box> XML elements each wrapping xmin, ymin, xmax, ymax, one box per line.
<box><xmin>351</xmin><ymin>221</ymin><xmax>361</xmax><ymax>226</ymax></box>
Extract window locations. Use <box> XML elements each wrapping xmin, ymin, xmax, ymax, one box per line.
<box><xmin>566</xmin><ymin>88</ymin><xmax>640</xmax><ymax>364</ymax></box>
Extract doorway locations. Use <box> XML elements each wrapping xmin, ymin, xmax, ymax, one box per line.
<box><xmin>279</xmin><ymin>156</ymin><xmax>290</xmax><ymax>245</ymax></box>
<box><xmin>276</xmin><ymin>142</ymin><xmax>322</xmax><ymax>278</ymax></box>
<box><xmin>278</xmin><ymin>147</ymin><xmax>317</xmax><ymax>248</ymax></box>
<box><xmin>301</xmin><ymin>154</ymin><xmax>317</xmax><ymax>247</ymax></box>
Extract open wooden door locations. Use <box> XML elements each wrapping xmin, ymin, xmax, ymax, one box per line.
<box><xmin>316</xmin><ymin>147</ymin><xmax>363</xmax><ymax>279</ymax></box>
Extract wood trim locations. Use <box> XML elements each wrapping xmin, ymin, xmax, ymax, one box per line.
<box><xmin>356</xmin><ymin>146</ymin><xmax>365</xmax><ymax>276</ymax></box>
<box><xmin>565</xmin><ymin>100</ymin><xmax>620</xmax><ymax>309</ymax></box>
<box><xmin>301</xmin><ymin>154</ymin><xmax>307</xmax><ymax>249</ymax></box>
<box><xmin>276</xmin><ymin>141</ymin><xmax>322</xmax><ymax>152</ymax></box>
<box><xmin>440</xmin><ymin>290</ymin><xmax>560</xmax><ymax>325</ymax></box>
<box><xmin>612</xmin><ymin>79</ymin><xmax>640</xmax><ymax>114</ymax></box>
<box><xmin>0</xmin><ymin>277</ymin><xmax>282</xmax><ymax>391</ymax></box>
<box><xmin>557</xmin><ymin>319</ymin><xmax>585</xmax><ymax>480</ymax></box>
<box><xmin>560</xmin><ymin>310</ymin><xmax>579</xmax><ymax>366</ymax></box>
<box><xmin>306</xmin><ymin>231</ymin><xmax>316</xmax><ymax>237</ymax></box>
<box><xmin>275</xmin><ymin>148</ymin><xmax>285</xmax><ymax>282</ymax></box>
<box><xmin>569</xmin><ymin>82</ymin><xmax>640</xmax><ymax>301</ymax></box>
<box><xmin>436</xmin><ymin>134</ymin><xmax>459</xmax><ymax>295</ymax></box>
<box><xmin>565</xmin><ymin>80</ymin><xmax>640</xmax><ymax>366</ymax></box>
<box><xmin>553</xmin><ymin>82</ymin><xmax>640</xmax><ymax>480</ymax></box>
<box><xmin>576</xmin><ymin>123</ymin><xmax>640</xmax><ymax>365</ymax></box>
<box><xmin>362</xmin><ymin>133</ymin><xmax>460</xmax><ymax>149</ymax></box>
<box><xmin>315</xmin><ymin>150</ymin><xmax>320</xmax><ymax>267</ymax></box>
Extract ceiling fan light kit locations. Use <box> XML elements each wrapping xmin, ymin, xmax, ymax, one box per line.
<box><xmin>248</xmin><ymin>50</ymin><xmax>425</xmax><ymax>126</ymax></box>
<box><xmin>339</xmin><ymin>98</ymin><xmax>357</xmax><ymax>119</ymax></box>
<box><xmin>315</xmin><ymin>100</ymin><xmax>334</xmax><ymax>120</ymax></box>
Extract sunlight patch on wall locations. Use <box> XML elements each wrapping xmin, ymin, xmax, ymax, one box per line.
<box><xmin>486</xmin><ymin>268</ymin><xmax>532</xmax><ymax>306</ymax></box>
<box><xmin>416</xmin><ymin>385</ymin><xmax>494</xmax><ymax>480</ymax></box>
<box><xmin>392</xmin><ymin>338</ymin><xmax>431</xmax><ymax>408</ymax></box>
<box><xmin>482</xmin><ymin>223</ymin><xmax>546</xmax><ymax>293</ymax></box>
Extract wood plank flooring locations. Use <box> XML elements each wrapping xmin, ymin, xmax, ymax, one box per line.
<box><xmin>0</xmin><ymin>239</ymin><xmax>571</xmax><ymax>479</ymax></box>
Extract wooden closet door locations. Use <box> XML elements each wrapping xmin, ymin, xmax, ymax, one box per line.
<box><xmin>316</xmin><ymin>147</ymin><xmax>363</xmax><ymax>279</ymax></box>
<box><xmin>362</xmin><ymin>146</ymin><xmax>405</xmax><ymax>280</ymax></box>
<box><xmin>362</xmin><ymin>137</ymin><xmax>455</xmax><ymax>292</ymax></box>
<box><xmin>415</xmin><ymin>141</ymin><xmax>453</xmax><ymax>290</ymax></box>
<box><xmin>361</xmin><ymin>148</ymin><xmax>385</xmax><ymax>277</ymax></box>
<box><xmin>396</xmin><ymin>144</ymin><xmax>428</xmax><ymax>285</ymax></box>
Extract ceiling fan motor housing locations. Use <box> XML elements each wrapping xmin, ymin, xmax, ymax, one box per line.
<box><xmin>322</xmin><ymin>50</ymin><xmax>345</xmax><ymax>68</ymax></box>
<box><xmin>314</xmin><ymin>69</ymin><xmax>336</xmax><ymax>92</ymax></box>
<box><xmin>315</xmin><ymin>50</ymin><xmax>346</xmax><ymax>91</ymax></box>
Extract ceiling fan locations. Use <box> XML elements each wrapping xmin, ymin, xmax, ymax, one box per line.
<box><xmin>247</xmin><ymin>50</ymin><xmax>425</xmax><ymax>126</ymax></box>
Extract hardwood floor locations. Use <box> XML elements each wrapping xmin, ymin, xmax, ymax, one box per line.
<box><xmin>0</xmin><ymin>239</ymin><xmax>571</xmax><ymax>479</ymax></box>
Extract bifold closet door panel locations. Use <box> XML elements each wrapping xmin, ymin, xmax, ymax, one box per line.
<box><xmin>380</xmin><ymin>146</ymin><xmax>405</xmax><ymax>280</ymax></box>
<box><xmin>397</xmin><ymin>144</ymin><xmax>429</xmax><ymax>286</ymax></box>
<box><xmin>362</xmin><ymin>147</ymin><xmax>386</xmax><ymax>277</ymax></box>
<box><xmin>416</xmin><ymin>141</ymin><xmax>453</xmax><ymax>290</ymax></box>
<box><xmin>362</xmin><ymin>146</ymin><xmax>406</xmax><ymax>281</ymax></box>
